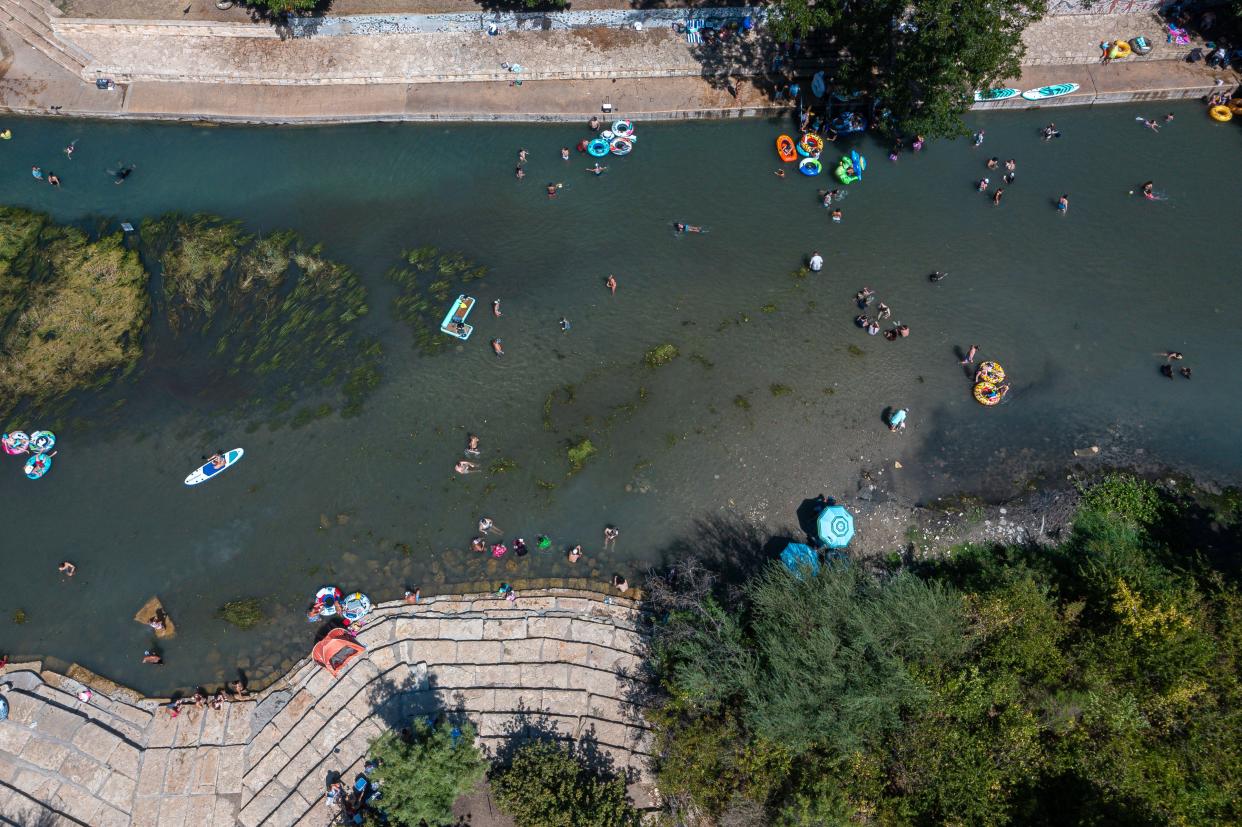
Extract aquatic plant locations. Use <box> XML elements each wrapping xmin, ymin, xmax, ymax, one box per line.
<box><xmin>644</xmin><ymin>343</ymin><xmax>680</xmax><ymax>368</ymax></box>
<box><xmin>536</xmin><ymin>479</ymin><xmax>559</xmax><ymax>491</ymax></box>
<box><xmin>0</xmin><ymin>209</ymin><xmax>148</xmax><ymax>419</ymax></box>
<box><xmin>734</xmin><ymin>394</ymin><xmax>751</xmax><ymax>410</ymax></box>
<box><xmin>567</xmin><ymin>437</ymin><xmax>597</xmax><ymax>473</ymax></box>
<box><xmin>848</xmin><ymin>345</ymin><xmax>865</xmax><ymax>357</ymax></box>
<box><xmin>142</xmin><ymin>214</ymin><xmax>246</xmax><ymax>329</ymax></box>
<box><xmin>489</xmin><ymin>457</ymin><xmax>519</xmax><ymax>474</ymax></box>
<box><xmin>770</xmin><ymin>384</ymin><xmax>793</xmax><ymax>397</ymax></box>
<box><xmin>12</xmin><ymin>608</ymin><xmax>27</xmax><ymax>625</ymax></box>
<box><xmin>388</xmin><ymin>247</ymin><xmax>488</xmax><ymax>356</ymax></box>
<box><xmin>689</xmin><ymin>353</ymin><xmax>715</xmax><ymax>370</ymax></box>
<box><xmin>215</xmin><ymin>598</ymin><xmax>265</xmax><ymax>630</ymax></box>
<box><xmin>762</xmin><ymin>303</ymin><xmax>779</xmax><ymax>314</ymax></box>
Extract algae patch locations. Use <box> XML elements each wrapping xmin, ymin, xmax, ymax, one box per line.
<box><xmin>567</xmin><ymin>437</ymin><xmax>597</xmax><ymax>473</ymax></box>
<box><xmin>215</xmin><ymin>598</ymin><xmax>266</xmax><ymax>630</ymax></box>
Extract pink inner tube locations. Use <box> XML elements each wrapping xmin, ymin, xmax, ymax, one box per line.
<box><xmin>3</xmin><ymin>431</ymin><xmax>30</xmax><ymax>454</ymax></box>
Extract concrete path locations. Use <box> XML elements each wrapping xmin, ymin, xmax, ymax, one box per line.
<box><xmin>0</xmin><ymin>590</ymin><xmax>653</xmax><ymax>827</ymax></box>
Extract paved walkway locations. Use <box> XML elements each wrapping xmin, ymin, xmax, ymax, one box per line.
<box><xmin>0</xmin><ymin>590</ymin><xmax>653</xmax><ymax>826</ymax></box>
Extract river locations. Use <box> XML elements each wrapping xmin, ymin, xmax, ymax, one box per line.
<box><xmin>1</xmin><ymin>101</ymin><xmax>1239</xmax><ymax>694</ymax></box>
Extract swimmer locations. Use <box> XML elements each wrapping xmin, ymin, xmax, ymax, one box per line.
<box><xmin>513</xmin><ymin>538</ymin><xmax>528</xmax><ymax>557</ymax></box>
<box><xmin>774</xmin><ymin>169</ymin><xmax>786</xmax><ymax>178</ymax></box>
<box><xmin>1160</xmin><ymin>364</ymin><xmax>1174</xmax><ymax>379</ymax></box>
<box><xmin>560</xmin><ymin>147</ymin><xmax>570</xmax><ymax>161</ymax></box>
<box><xmin>1143</xmin><ymin>119</ymin><xmax>1160</xmax><ymax>132</ymax></box>
<box><xmin>31</xmin><ymin>166</ymin><xmax>43</xmax><ymax>180</ymax></box>
<box><xmin>977</xmin><ymin>178</ymin><xmax>989</xmax><ymax>192</ymax></box>
<box><xmin>1163</xmin><ymin>351</ymin><xmax>1184</xmax><ymax>361</ymax></box>
<box><xmin>1180</xmin><ymin>366</ymin><xmax>1192</xmax><ymax>379</ymax></box>
<box><xmin>855</xmin><ymin>287</ymin><xmax>875</xmax><ymax>306</ymax></box>
<box><xmin>479</xmin><ymin>516</ymin><xmax>500</xmax><ymax>535</ymax></box>
<box><xmin>1005</xmin><ymin>159</ymin><xmax>1016</xmax><ymax>172</ymax></box>
<box><xmin>866</xmin><ymin>321</ymin><xmax>880</xmax><ymax>336</ymax></box>
<box><xmin>808</xmin><ymin>250</ymin><xmax>824</xmax><ymax>272</ymax></box>
<box><xmin>1003</xmin><ymin>172</ymin><xmax>1015</xmax><ymax>184</ymax></box>
<box><xmin>472</xmin><ymin>536</ymin><xmax>487</xmax><ymax>553</ymax></box>
<box><xmin>961</xmin><ymin>344</ymin><xmax>978</xmax><ymax>365</ymax></box>
<box><xmin>64</xmin><ymin>140</ymin><xmax>76</xmax><ymax>159</ymax></box>
<box><xmin>142</xmin><ymin>650</ymin><xmax>163</xmax><ymax>665</ymax></box>
<box><xmin>1056</xmin><ymin>194</ymin><xmax>1069</xmax><ymax>214</ymax></box>
<box><xmin>518</xmin><ymin>148</ymin><xmax>529</xmax><ymax>163</ymax></box>
<box><xmin>603</xmin><ymin>526</ymin><xmax>619</xmax><ymax>548</ymax></box>
<box><xmin>229</xmin><ymin>680</ymin><xmax>248</xmax><ymax>700</ymax></box>
<box><xmin>492</xmin><ymin>299</ymin><xmax>502</xmax><ymax>317</ymax></box>
<box><xmin>46</xmin><ymin>171</ymin><xmax>60</xmax><ymax>187</ymax></box>
<box><xmin>831</xmin><ymin>209</ymin><xmax>842</xmax><ymax>223</ymax></box>
<box><xmin>1164</xmin><ymin>112</ymin><xmax>1174</xmax><ymax>122</ymax></box>
<box><xmin>466</xmin><ymin>434</ymin><xmax>481</xmax><ymax>455</ymax></box>
<box><xmin>855</xmin><ymin>314</ymin><xmax>870</xmax><ymax>328</ymax></box>
<box><xmin>491</xmin><ymin>543</ymin><xmax>508</xmax><ymax>558</ymax></box>
<box><xmin>876</xmin><ymin>302</ymin><xmax>891</xmax><ymax>320</ymax></box>
<box><xmin>588</xmin><ymin>116</ymin><xmax>601</xmax><ymax>131</ymax></box>
<box><xmin>888</xmin><ymin>408</ymin><xmax>908</xmax><ymax>432</ymax></box>
<box><xmin>515</xmin><ymin>166</ymin><xmax>525</xmax><ymax>180</ymax></box>
<box><xmin>1041</xmin><ymin>123</ymin><xmax>1060</xmax><ymax>141</ymax></box>
<box><xmin>611</xmin><ymin>574</ymin><xmax>630</xmax><ymax>593</ymax></box>
<box><xmin>546</xmin><ymin>182</ymin><xmax>561</xmax><ymax>198</ymax></box>
<box><xmin>897</xmin><ymin>324</ymin><xmax>910</xmax><ymax>338</ymax></box>
<box><xmin>605</xmin><ymin>274</ymin><xmax>617</xmax><ymax>294</ymax></box>
<box><xmin>884</xmin><ymin>329</ymin><xmax>898</xmax><ymax>341</ymax></box>
<box><xmin>113</xmin><ymin>164</ymin><xmax>133</xmax><ymax>184</ymax></box>
<box><xmin>568</xmin><ymin>545</ymin><xmax>582</xmax><ymax>562</ymax></box>
<box><xmin>929</xmin><ymin>271</ymin><xmax>946</xmax><ymax>282</ymax></box>
<box><xmin>454</xmin><ymin>460</ymin><xmax>478</xmax><ymax>474</ymax></box>
<box><xmin>992</xmin><ymin>188</ymin><xmax>1004</xmax><ymax>206</ymax></box>
<box><xmin>404</xmin><ymin>588</ymin><xmax>421</xmax><ymax>604</ymax></box>
<box><xmin>58</xmin><ymin>561</ymin><xmax>76</xmax><ymax>576</ymax></box>
<box><xmin>912</xmin><ymin>134</ymin><xmax>924</xmax><ymax>151</ymax></box>
<box><xmin>986</xmin><ymin>157</ymin><xmax>999</xmax><ymax>169</ymax></box>
<box><xmin>587</xmin><ymin>163</ymin><xmax>607</xmax><ymax>175</ymax></box>
<box><xmin>1141</xmin><ymin>181</ymin><xmax>1154</xmax><ymax>199</ymax></box>
<box><xmin>973</xmin><ymin>130</ymin><xmax>984</xmax><ymax>147</ymax></box>
<box><xmin>559</xmin><ymin>317</ymin><xmax>571</xmax><ymax>332</ymax></box>
<box><xmin>490</xmin><ymin>338</ymin><xmax>504</xmax><ymax>356</ymax></box>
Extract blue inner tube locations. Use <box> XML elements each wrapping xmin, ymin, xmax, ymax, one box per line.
<box><xmin>587</xmin><ymin>138</ymin><xmax>610</xmax><ymax>157</ymax></box>
<box><xmin>24</xmin><ymin>452</ymin><xmax>51</xmax><ymax>479</ymax></box>
<box><xmin>799</xmin><ymin>158</ymin><xmax>822</xmax><ymax>176</ymax></box>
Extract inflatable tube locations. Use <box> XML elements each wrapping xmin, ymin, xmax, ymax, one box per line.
<box><xmin>835</xmin><ymin>158</ymin><xmax>860</xmax><ymax>185</ymax></box>
<box><xmin>1108</xmin><ymin>40</ymin><xmax>1131</xmax><ymax>59</ymax></box>
<box><xmin>973</xmin><ymin>382</ymin><xmax>1004</xmax><ymax>406</ymax></box>
<box><xmin>776</xmin><ymin>134</ymin><xmax>797</xmax><ymax>163</ymax></box>
<box><xmin>609</xmin><ymin>137</ymin><xmax>633</xmax><ymax>156</ymax></box>
<box><xmin>313</xmin><ymin>586</ymin><xmax>343</xmax><ymax>617</ymax></box>
<box><xmin>2</xmin><ymin>431</ymin><xmax>30</xmax><ymax>455</ymax></box>
<box><xmin>341</xmin><ymin>592</ymin><xmax>373</xmax><ymax>622</ymax></box>
<box><xmin>799</xmin><ymin>133</ymin><xmax>824</xmax><ymax>156</ymax></box>
<box><xmin>976</xmin><ymin>361</ymin><xmax>1006</xmax><ymax>383</ymax></box>
<box><xmin>586</xmin><ymin>138</ymin><xmax>610</xmax><ymax>157</ymax></box>
<box><xmin>1209</xmin><ymin>105</ymin><xmax>1233</xmax><ymax>122</ymax></box>
<box><xmin>0</xmin><ymin>130</ymin><xmax>11</xmax><ymax>141</ymax></box>
<box><xmin>1129</xmin><ymin>36</ymin><xmax>1152</xmax><ymax>55</ymax></box>
<box><xmin>600</xmin><ymin>130</ymin><xmax>614</xmax><ymax>141</ymax></box>
<box><xmin>29</xmin><ymin>430</ymin><xmax>55</xmax><ymax>453</ymax></box>
<box><xmin>611</xmin><ymin>119</ymin><xmax>634</xmax><ymax>137</ymax></box>
<box><xmin>24</xmin><ymin>452</ymin><xmax>51</xmax><ymax>480</ymax></box>
<box><xmin>799</xmin><ymin>158</ymin><xmax>822</xmax><ymax>176</ymax></box>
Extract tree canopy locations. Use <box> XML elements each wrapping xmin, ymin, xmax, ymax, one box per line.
<box><xmin>366</xmin><ymin>718</ymin><xmax>486</xmax><ymax>826</ymax></box>
<box><xmin>768</xmin><ymin>0</ymin><xmax>1047</xmax><ymax>138</ymax></box>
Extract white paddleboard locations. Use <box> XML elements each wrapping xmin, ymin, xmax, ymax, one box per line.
<box><xmin>974</xmin><ymin>88</ymin><xmax>1019</xmax><ymax>102</ymax></box>
<box><xmin>185</xmin><ymin>448</ymin><xmax>244</xmax><ymax>486</ymax></box>
<box><xmin>1021</xmin><ymin>83</ymin><xmax>1079</xmax><ymax>101</ymax></box>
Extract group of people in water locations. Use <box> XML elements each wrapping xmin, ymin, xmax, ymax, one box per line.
<box><xmin>853</xmin><ymin>287</ymin><xmax>909</xmax><ymax>340</ymax></box>
<box><xmin>23</xmin><ymin>138</ymin><xmax>135</xmax><ymax>189</ymax></box>
<box><xmin>1158</xmin><ymin>350</ymin><xmax>1192</xmax><ymax>380</ymax></box>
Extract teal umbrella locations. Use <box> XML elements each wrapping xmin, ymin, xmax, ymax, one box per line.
<box><xmin>816</xmin><ymin>504</ymin><xmax>855</xmax><ymax>549</ymax></box>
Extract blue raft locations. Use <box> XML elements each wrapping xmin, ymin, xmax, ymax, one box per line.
<box><xmin>440</xmin><ymin>295</ymin><xmax>477</xmax><ymax>340</ymax></box>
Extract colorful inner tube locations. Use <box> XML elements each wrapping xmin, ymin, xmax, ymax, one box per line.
<box><xmin>609</xmin><ymin>137</ymin><xmax>633</xmax><ymax>156</ymax></box>
<box><xmin>24</xmin><ymin>452</ymin><xmax>52</xmax><ymax>480</ymax></box>
<box><xmin>1209</xmin><ymin>105</ymin><xmax>1233</xmax><ymax>122</ymax></box>
<box><xmin>341</xmin><ymin>592</ymin><xmax>373</xmax><ymax>622</ymax></box>
<box><xmin>2</xmin><ymin>431</ymin><xmax>30</xmax><ymax>455</ymax></box>
<box><xmin>973</xmin><ymin>381</ymin><xmax>1004</xmax><ymax>406</ymax></box>
<box><xmin>1108</xmin><ymin>39</ymin><xmax>1132</xmax><ymax>59</ymax></box>
<box><xmin>776</xmin><ymin>134</ymin><xmax>797</xmax><ymax>163</ymax></box>
<box><xmin>835</xmin><ymin>159</ymin><xmax>860</xmax><ymax>185</ymax></box>
<box><xmin>29</xmin><ymin>430</ymin><xmax>55</xmax><ymax>453</ymax></box>
<box><xmin>611</xmin><ymin>119</ymin><xmax>634</xmax><ymax>137</ymax></box>
<box><xmin>586</xmin><ymin>137</ymin><xmax>610</xmax><ymax>157</ymax></box>
<box><xmin>799</xmin><ymin>133</ymin><xmax>824</xmax><ymax>156</ymax></box>
<box><xmin>976</xmin><ymin>361</ymin><xmax>1005</xmax><ymax>383</ymax></box>
<box><xmin>799</xmin><ymin>157</ymin><xmax>822</xmax><ymax>176</ymax></box>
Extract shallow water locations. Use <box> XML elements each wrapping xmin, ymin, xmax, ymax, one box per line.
<box><xmin>1</xmin><ymin>103</ymin><xmax>1240</xmax><ymax>694</ymax></box>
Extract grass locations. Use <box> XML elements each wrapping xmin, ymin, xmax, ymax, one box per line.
<box><xmin>567</xmin><ymin>437</ymin><xmax>597</xmax><ymax>473</ymax></box>
<box><xmin>644</xmin><ymin>343</ymin><xmax>680</xmax><ymax>368</ymax></box>
<box><xmin>216</xmin><ymin>598</ymin><xmax>265</xmax><ymax>630</ymax></box>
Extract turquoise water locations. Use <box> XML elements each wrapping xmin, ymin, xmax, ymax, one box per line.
<box><xmin>1</xmin><ymin>102</ymin><xmax>1240</xmax><ymax>694</ymax></box>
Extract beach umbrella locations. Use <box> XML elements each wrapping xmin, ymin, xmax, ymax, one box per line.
<box><xmin>817</xmin><ymin>504</ymin><xmax>855</xmax><ymax>549</ymax></box>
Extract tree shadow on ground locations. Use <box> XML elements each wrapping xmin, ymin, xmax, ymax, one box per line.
<box><xmin>485</xmin><ymin>703</ymin><xmax>626</xmax><ymax>782</ymax></box>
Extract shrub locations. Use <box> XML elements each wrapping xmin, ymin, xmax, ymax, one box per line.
<box><xmin>492</xmin><ymin>739</ymin><xmax>639</xmax><ymax>827</ymax></box>
<box><xmin>367</xmin><ymin>718</ymin><xmax>486</xmax><ymax>827</ymax></box>
<box><xmin>1079</xmin><ymin>473</ymin><xmax>1162</xmax><ymax>525</ymax></box>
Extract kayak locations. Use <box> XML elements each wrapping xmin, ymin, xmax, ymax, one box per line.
<box><xmin>185</xmin><ymin>448</ymin><xmax>244</xmax><ymax>486</ymax></box>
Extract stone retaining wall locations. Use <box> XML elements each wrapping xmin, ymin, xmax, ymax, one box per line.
<box><xmin>0</xmin><ymin>589</ymin><xmax>655</xmax><ymax>826</ymax></box>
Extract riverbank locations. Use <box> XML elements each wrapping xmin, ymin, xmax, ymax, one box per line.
<box><xmin>0</xmin><ymin>588</ymin><xmax>654</xmax><ymax>826</ymax></box>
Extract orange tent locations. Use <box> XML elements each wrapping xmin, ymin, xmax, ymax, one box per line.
<box><xmin>312</xmin><ymin>629</ymin><xmax>366</xmax><ymax>677</ymax></box>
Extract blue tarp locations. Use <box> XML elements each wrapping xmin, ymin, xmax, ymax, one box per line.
<box><xmin>816</xmin><ymin>504</ymin><xmax>855</xmax><ymax>548</ymax></box>
<box><xmin>780</xmin><ymin>542</ymin><xmax>820</xmax><ymax>578</ymax></box>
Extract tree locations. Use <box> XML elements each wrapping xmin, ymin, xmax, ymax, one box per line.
<box><xmin>491</xmin><ymin>739</ymin><xmax>639</xmax><ymax>827</ymax></box>
<box><xmin>767</xmin><ymin>0</ymin><xmax>1047</xmax><ymax>137</ymax></box>
<box><xmin>366</xmin><ymin>718</ymin><xmax>486</xmax><ymax>827</ymax></box>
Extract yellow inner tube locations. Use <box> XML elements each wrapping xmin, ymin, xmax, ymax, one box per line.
<box><xmin>973</xmin><ymin>381</ymin><xmax>1003</xmax><ymax>406</ymax></box>
<box><xmin>1110</xmin><ymin>40</ymin><xmax>1132</xmax><ymax>58</ymax></box>
<box><xmin>1209</xmin><ymin>105</ymin><xmax>1233</xmax><ymax>122</ymax></box>
<box><xmin>799</xmin><ymin>133</ymin><xmax>824</xmax><ymax>154</ymax></box>
<box><xmin>977</xmin><ymin>361</ymin><xmax>1005</xmax><ymax>383</ymax></box>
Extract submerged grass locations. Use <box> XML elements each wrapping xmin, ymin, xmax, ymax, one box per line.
<box><xmin>567</xmin><ymin>437</ymin><xmax>597</xmax><ymax>474</ymax></box>
<box><xmin>389</xmin><ymin>247</ymin><xmax>489</xmax><ymax>356</ymax></box>
<box><xmin>644</xmin><ymin>343</ymin><xmax>680</xmax><ymax>368</ymax></box>
<box><xmin>215</xmin><ymin>599</ymin><xmax>266</xmax><ymax>630</ymax></box>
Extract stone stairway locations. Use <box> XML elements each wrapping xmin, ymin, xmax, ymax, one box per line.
<box><xmin>0</xmin><ymin>589</ymin><xmax>654</xmax><ymax>827</ymax></box>
<box><xmin>0</xmin><ymin>0</ymin><xmax>93</xmax><ymax>80</ymax></box>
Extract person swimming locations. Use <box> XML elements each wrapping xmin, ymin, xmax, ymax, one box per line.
<box><xmin>560</xmin><ymin>147</ymin><xmax>570</xmax><ymax>160</ymax></box>
<box><xmin>876</xmin><ymin>302</ymin><xmax>891</xmax><ymax>320</ymax></box>
<box><xmin>1056</xmin><ymin>194</ymin><xmax>1069</xmax><ymax>214</ymax></box>
<box><xmin>855</xmin><ymin>314</ymin><xmax>870</xmax><ymax>328</ymax></box>
<box><xmin>978</xmin><ymin>178</ymin><xmax>990</xmax><ymax>192</ymax></box>
<box><xmin>588</xmin><ymin>116</ymin><xmax>601</xmax><ymax>131</ymax></box>
<box><xmin>605</xmin><ymin>274</ymin><xmax>617</xmax><ymax>294</ymax></box>
<box><xmin>1141</xmin><ymin>181</ymin><xmax>1155</xmax><ymax>199</ymax></box>
<box><xmin>986</xmin><ymin>157</ymin><xmax>999</xmax><ymax>169</ymax></box>
<box><xmin>855</xmin><ymin>287</ymin><xmax>875</xmax><ymax>307</ymax></box>
<box><xmin>492</xmin><ymin>299</ymin><xmax>502</xmax><ymax>317</ymax></box>
<box><xmin>466</xmin><ymin>434</ymin><xmax>481</xmax><ymax>455</ymax></box>
<box><xmin>515</xmin><ymin>166</ymin><xmax>525</xmax><ymax>179</ymax></box>
<box><xmin>546</xmin><ymin>182</ymin><xmax>561</xmax><ymax>198</ymax></box>
<box><xmin>831</xmin><ymin>209</ymin><xmax>842</xmax><ymax>223</ymax></box>
<box><xmin>1180</xmin><ymin>366</ymin><xmax>1192</xmax><ymax>379</ymax></box>
<box><xmin>558</xmin><ymin>317</ymin><xmax>571</xmax><ymax>332</ymax></box>
<box><xmin>491</xmin><ymin>338</ymin><xmax>504</xmax><ymax>356</ymax></box>
<box><xmin>929</xmin><ymin>271</ymin><xmax>947</xmax><ymax>282</ymax></box>
<box><xmin>587</xmin><ymin>163</ymin><xmax>607</xmax><ymax>175</ymax></box>
<box><xmin>866</xmin><ymin>320</ymin><xmax>880</xmax><ymax>335</ymax></box>
<box><xmin>471</xmin><ymin>537</ymin><xmax>487</xmax><ymax>553</ymax></box>
<box><xmin>1160</xmin><ymin>364</ymin><xmax>1174</xmax><ymax>379</ymax></box>
<box><xmin>113</xmin><ymin>164</ymin><xmax>133</xmax><ymax>184</ymax></box>
<box><xmin>674</xmin><ymin>223</ymin><xmax>703</xmax><ymax>234</ymax></box>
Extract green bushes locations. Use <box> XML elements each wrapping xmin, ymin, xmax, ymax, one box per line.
<box><xmin>366</xmin><ymin>719</ymin><xmax>486</xmax><ymax>826</ymax></box>
<box><xmin>491</xmin><ymin>740</ymin><xmax>638</xmax><ymax>827</ymax></box>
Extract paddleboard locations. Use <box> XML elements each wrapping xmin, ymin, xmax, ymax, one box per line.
<box><xmin>185</xmin><ymin>448</ymin><xmax>244</xmax><ymax>486</ymax></box>
<box><xmin>1021</xmin><ymin>83</ymin><xmax>1079</xmax><ymax>101</ymax></box>
<box><xmin>974</xmin><ymin>88</ymin><xmax>1020</xmax><ymax>102</ymax></box>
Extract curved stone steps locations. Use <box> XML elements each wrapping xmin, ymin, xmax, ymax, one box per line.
<box><xmin>0</xmin><ymin>0</ymin><xmax>92</xmax><ymax>78</ymax></box>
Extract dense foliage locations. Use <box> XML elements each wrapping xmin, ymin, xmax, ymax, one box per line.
<box><xmin>491</xmin><ymin>739</ymin><xmax>640</xmax><ymax>827</ymax></box>
<box><xmin>648</xmin><ymin>476</ymin><xmax>1242</xmax><ymax>824</ymax></box>
<box><xmin>767</xmin><ymin>0</ymin><xmax>1046</xmax><ymax>138</ymax></box>
<box><xmin>366</xmin><ymin>718</ymin><xmax>486</xmax><ymax>826</ymax></box>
